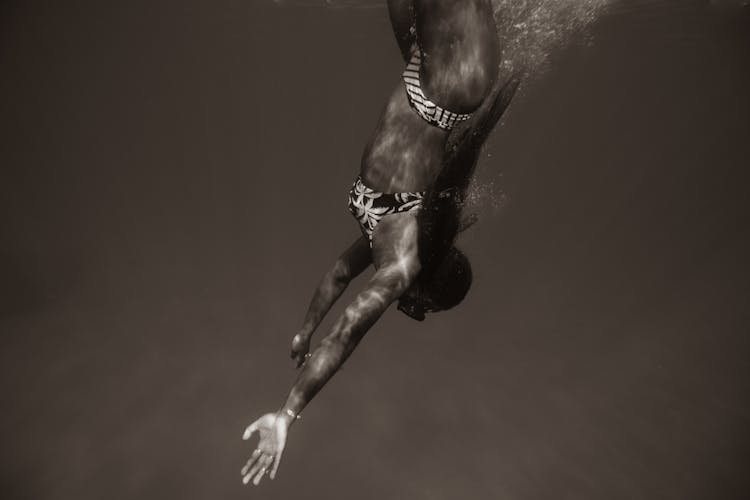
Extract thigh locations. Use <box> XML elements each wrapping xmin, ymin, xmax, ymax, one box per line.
<box><xmin>387</xmin><ymin>0</ymin><xmax>416</xmax><ymax>62</ymax></box>
<box><xmin>415</xmin><ymin>0</ymin><xmax>499</xmax><ymax>112</ymax></box>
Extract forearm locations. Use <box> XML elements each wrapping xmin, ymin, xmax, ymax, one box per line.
<box><xmin>279</xmin><ymin>330</ymin><xmax>354</xmax><ymax>426</ymax></box>
<box><xmin>298</xmin><ymin>264</ymin><xmax>350</xmax><ymax>337</ymax></box>
<box><xmin>298</xmin><ymin>237</ymin><xmax>372</xmax><ymax>338</ymax></box>
<box><xmin>281</xmin><ymin>267</ymin><xmax>410</xmax><ymax>423</ymax></box>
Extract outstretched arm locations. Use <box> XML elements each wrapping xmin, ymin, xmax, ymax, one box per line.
<box><xmin>242</xmin><ymin>259</ymin><xmax>418</xmax><ymax>484</ymax></box>
<box><xmin>243</xmin><ymin>215</ymin><xmax>420</xmax><ymax>485</ymax></box>
<box><xmin>291</xmin><ymin>236</ymin><xmax>372</xmax><ymax>367</ymax></box>
<box><xmin>283</xmin><ymin>236</ymin><xmax>419</xmax><ymax>412</ymax></box>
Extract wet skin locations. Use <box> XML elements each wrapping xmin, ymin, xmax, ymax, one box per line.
<box><xmin>363</xmin><ymin>0</ymin><xmax>499</xmax><ymax>193</ymax></box>
<box><xmin>242</xmin><ymin>0</ymin><xmax>503</xmax><ymax>485</ymax></box>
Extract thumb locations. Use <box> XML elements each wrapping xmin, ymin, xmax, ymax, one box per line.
<box><xmin>242</xmin><ymin>419</ymin><xmax>260</xmax><ymax>440</ymax></box>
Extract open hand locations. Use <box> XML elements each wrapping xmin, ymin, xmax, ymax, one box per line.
<box><xmin>241</xmin><ymin>412</ymin><xmax>288</xmax><ymax>485</ymax></box>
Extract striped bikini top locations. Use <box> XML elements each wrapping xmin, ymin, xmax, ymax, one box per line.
<box><xmin>402</xmin><ymin>51</ymin><xmax>472</xmax><ymax>131</ymax></box>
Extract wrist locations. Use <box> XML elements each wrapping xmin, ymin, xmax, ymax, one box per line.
<box><xmin>277</xmin><ymin>408</ymin><xmax>301</xmax><ymax>427</ymax></box>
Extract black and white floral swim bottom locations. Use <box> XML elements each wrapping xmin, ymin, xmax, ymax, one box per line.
<box><xmin>347</xmin><ymin>176</ymin><xmax>424</xmax><ymax>246</ymax></box>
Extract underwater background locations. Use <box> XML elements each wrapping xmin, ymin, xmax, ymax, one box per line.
<box><xmin>1</xmin><ymin>1</ymin><xmax>749</xmax><ymax>498</ymax></box>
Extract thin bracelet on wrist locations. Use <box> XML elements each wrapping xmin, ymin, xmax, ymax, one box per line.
<box><xmin>284</xmin><ymin>408</ymin><xmax>301</xmax><ymax>420</ymax></box>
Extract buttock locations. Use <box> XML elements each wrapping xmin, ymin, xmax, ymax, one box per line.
<box><xmin>347</xmin><ymin>176</ymin><xmax>424</xmax><ymax>246</ymax></box>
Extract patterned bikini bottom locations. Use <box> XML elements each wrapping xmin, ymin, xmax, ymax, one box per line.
<box><xmin>347</xmin><ymin>176</ymin><xmax>424</xmax><ymax>246</ymax></box>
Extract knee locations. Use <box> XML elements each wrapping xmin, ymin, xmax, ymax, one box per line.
<box><xmin>442</xmin><ymin>46</ymin><xmax>499</xmax><ymax>112</ymax></box>
<box><xmin>418</xmin><ymin>0</ymin><xmax>500</xmax><ymax>113</ymax></box>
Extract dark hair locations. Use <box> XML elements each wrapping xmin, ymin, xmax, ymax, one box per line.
<box><xmin>398</xmin><ymin>246</ymin><xmax>472</xmax><ymax>321</ymax></box>
<box><xmin>423</xmin><ymin>246</ymin><xmax>472</xmax><ymax>311</ymax></box>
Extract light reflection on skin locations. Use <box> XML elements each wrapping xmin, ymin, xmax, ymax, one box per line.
<box><xmin>363</xmin><ymin>85</ymin><xmax>446</xmax><ymax>192</ymax></box>
<box><xmin>286</xmin><ymin>213</ymin><xmax>421</xmax><ymax>420</ymax></box>
<box><xmin>242</xmin><ymin>0</ymin><xmax>502</xmax><ymax>486</ymax></box>
<box><xmin>243</xmin><ymin>0</ymin><xmax>623</xmax><ymax>486</ymax></box>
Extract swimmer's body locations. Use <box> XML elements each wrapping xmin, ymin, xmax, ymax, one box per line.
<box><xmin>241</xmin><ymin>0</ymin><xmax>519</xmax><ymax>485</ymax></box>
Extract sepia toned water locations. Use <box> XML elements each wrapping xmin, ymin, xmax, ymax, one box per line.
<box><xmin>1</xmin><ymin>1</ymin><xmax>748</xmax><ymax>499</ymax></box>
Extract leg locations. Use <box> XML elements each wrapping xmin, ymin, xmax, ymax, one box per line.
<box><xmin>388</xmin><ymin>0</ymin><xmax>416</xmax><ymax>62</ymax></box>
<box><xmin>415</xmin><ymin>0</ymin><xmax>500</xmax><ymax>113</ymax></box>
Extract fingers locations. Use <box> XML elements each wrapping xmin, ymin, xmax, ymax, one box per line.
<box><xmin>292</xmin><ymin>351</ymin><xmax>312</xmax><ymax>369</ymax></box>
<box><xmin>291</xmin><ymin>348</ymin><xmax>311</xmax><ymax>367</ymax></box>
<box><xmin>242</xmin><ymin>454</ymin><xmax>273</xmax><ymax>485</ymax></box>
<box><xmin>292</xmin><ymin>352</ymin><xmax>303</xmax><ymax>368</ymax></box>
<box><xmin>290</xmin><ymin>334</ymin><xmax>312</xmax><ymax>368</ymax></box>
<box><xmin>299</xmin><ymin>352</ymin><xmax>312</xmax><ymax>369</ymax></box>
<box><xmin>240</xmin><ymin>448</ymin><xmax>262</xmax><ymax>476</ymax></box>
<box><xmin>243</xmin><ymin>453</ymin><xmax>267</xmax><ymax>485</ymax></box>
<box><xmin>253</xmin><ymin>455</ymin><xmax>274</xmax><ymax>485</ymax></box>
<box><xmin>270</xmin><ymin>448</ymin><xmax>283</xmax><ymax>480</ymax></box>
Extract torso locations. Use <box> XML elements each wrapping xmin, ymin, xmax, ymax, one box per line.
<box><xmin>360</xmin><ymin>81</ymin><xmax>448</xmax><ymax>193</ymax></box>
<box><xmin>361</xmin><ymin>0</ymin><xmax>499</xmax><ymax>194</ymax></box>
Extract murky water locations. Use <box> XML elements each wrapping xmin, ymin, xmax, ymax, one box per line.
<box><xmin>491</xmin><ymin>0</ymin><xmax>607</xmax><ymax>76</ymax></box>
<box><xmin>1</xmin><ymin>1</ymin><xmax>748</xmax><ymax>499</ymax></box>
<box><xmin>275</xmin><ymin>0</ymin><xmax>608</xmax><ymax>73</ymax></box>
<box><xmin>274</xmin><ymin>0</ymin><xmax>748</xmax><ymax>74</ymax></box>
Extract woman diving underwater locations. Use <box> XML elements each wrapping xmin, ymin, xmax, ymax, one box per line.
<box><xmin>242</xmin><ymin>0</ymin><xmax>520</xmax><ymax>485</ymax></box>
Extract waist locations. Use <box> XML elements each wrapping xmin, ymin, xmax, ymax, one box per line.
<box><xmin>360</xmin><ymin>82</ymin><xmax>449</xmax><ymax>193</ymax></box>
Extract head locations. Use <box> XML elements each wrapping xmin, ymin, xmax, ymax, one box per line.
<box><xmin>397</xmin><ymin>246</ymin><xmax>473</xmax><ymax>321</ymax></box>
